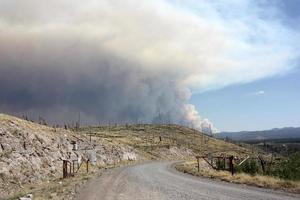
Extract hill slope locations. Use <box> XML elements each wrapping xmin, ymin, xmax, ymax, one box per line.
<box><xmin>78</xmin><ymin>124</ymin><xmax>250</xmax><ymax>159</ymax></box>
<box><xmin>0</xmin><ymin>114</ymin><xmax>140</xmax><ymax>198</ymax></box>
<box><xmin>0</xmin><ymin>113</ymin><xmax>250</xmax><ymax>198</ymax></box>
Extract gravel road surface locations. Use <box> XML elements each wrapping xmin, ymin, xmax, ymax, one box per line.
<box><xmin>76</xmin><ymin>161</ymin><xmax>300</xmax><ymax>200</ymax></box>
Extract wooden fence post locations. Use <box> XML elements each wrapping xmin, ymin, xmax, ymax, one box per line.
<box><xmin>229</xmin><ymin>156</ymin><xmax>234</xmax><ymax>175</ymax></box>
<box><xmin>196</xmin><ymin>156</ymin><xmax>200</xmax><ymax>172</ymax></box>
<box><xmin>258</xmin><ymin>156</ymin><xmax>265</xmax><ymax>174</ymax></box>
<box><xmin>86</xmin><ymin>159</ymin><xmax>89</xmax><ymax>173</ymax></box>
<box><xmin>63</xmin><ymin>160</ymin><xmax>67</xmax><ymax>178</ymax></box>
<box><xmin>72</xmin><ymin>160</ymin><xmax>75</xmax><ymax>174</ymax></box>
<box><xmin>69</xmin><ymin>161</ymin><xmax>72</xmax><ymax>176</ymax></box>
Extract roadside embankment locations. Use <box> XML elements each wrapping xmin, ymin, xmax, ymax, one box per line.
<box><xmin>175</xmin><ymin>161</ymin><xmax>300</xmax><ymax>193</ymax></box>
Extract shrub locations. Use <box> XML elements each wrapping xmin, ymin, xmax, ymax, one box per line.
<box><xmin>216</xmin><ymin>159</ymin><xmax>226</xmax><ymax>170</ymax></box>
<box><xmin>270</xmin><ymin>153</ymin><xmax>300</xmax><ymax>181</ymax></box>
<box><xmin>236</xmin><ymin>159</ymin><xmax>259</xmax><ymax>175</ymax></box>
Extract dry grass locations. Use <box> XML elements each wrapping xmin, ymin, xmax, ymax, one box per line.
<box><xmin>78</xmin><ymin>124</ymin><xmax>253</xmax><ymax>159</ymax></box>
<box><xmin>176</xmin><ymin>161</ymin><xmax>300</xmax><ymax>193</ymax></box>
<box><xmin>0</xmin><ymin>114</ymin><xmax>260</xmax><ymax>199</ymax></box>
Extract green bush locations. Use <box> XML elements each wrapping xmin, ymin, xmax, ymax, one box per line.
<box><xmin>216</xmin><ymin>159</ymin><xmax>225</xmax><ymax>170</ymax></box>
<box><xmin>236</xmin><ymin>159</ymin><xmax>259</xmax><ymax>175</ymax></box>
<box><xmin>235</xmin><ymin>153</ymin><xmax>300</xmax><ymax>181</ymax></box>
<box><xmin>269</xmin><ymin>153</ymin><xmax>300</xmax><ymax>181</ymax></box>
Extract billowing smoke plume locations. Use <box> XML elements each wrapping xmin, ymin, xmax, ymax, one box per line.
<box><xmin>0</xmin><ymin>0</ymin><xmax>299</xmax><ymax>131</ymax></box>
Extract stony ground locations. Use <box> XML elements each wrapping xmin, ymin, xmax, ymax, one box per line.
<box><xmin>0</xmin><ymin>114</ymin><xmax>140</xmax><ymax>199</ymax></box>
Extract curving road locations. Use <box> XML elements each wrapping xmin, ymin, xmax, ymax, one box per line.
<box><xmin>76</xmin><ymin>161</ymin><xmax>300</xmax><ymax>200</ymax></box>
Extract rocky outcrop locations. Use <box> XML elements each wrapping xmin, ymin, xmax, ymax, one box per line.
<box><xmin>0</xmin><ymin>114</ymin><xmax>140</xmax><ymax>197</ymax></box>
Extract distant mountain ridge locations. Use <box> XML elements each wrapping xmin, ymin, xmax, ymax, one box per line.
<box><xmin>217</xmin><ymin>127</ymin><xmax>300</xmax><ymax>141</ymax></box>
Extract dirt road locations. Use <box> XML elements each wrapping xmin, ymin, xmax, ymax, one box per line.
<box><xmin>76</xmin><ymin>161</ymin><xmax>300</xmax><ymax>200</ymax></box>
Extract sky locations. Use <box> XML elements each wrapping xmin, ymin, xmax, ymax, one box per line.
<box><xmin>0</xmin><ymin>0</ymin><xmax>299</xmax><ymax>132</ymax></box>
<box><xmin>191</xmin><ymin>67</ymin><xmax>300</xmax><ymax>131</ymax></box>
<box><xmin>191</xmin><ymin>0</ymin><xmax>300</xmax><ymax>131</ymax></box>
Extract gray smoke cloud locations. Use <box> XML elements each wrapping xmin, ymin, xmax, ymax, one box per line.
<box><xmin>0</xmin><ymin>0</ymin><xmax>299</xmax><ymax>130</ymax></box>
<box><xmin>0</xmin><ymin>32</ymin><xmax>190</xmax><ymax>125</ymax></box>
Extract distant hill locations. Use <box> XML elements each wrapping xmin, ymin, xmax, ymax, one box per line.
<box><xmin>217</xmin><ymin>127</ymin><xmax>300</xmax><ymax>142</ymax></box>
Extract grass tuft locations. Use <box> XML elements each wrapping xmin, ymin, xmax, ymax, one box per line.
<box><xmin>176</xmin><ymin>161</ymin><xmax>300</xmax><ymax>193</ymax></box>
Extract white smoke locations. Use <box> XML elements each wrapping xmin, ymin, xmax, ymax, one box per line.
<box><xmin>0</xmin><ymin>0</ymin><xmax>299</xmax><ymax>129</ymax></box>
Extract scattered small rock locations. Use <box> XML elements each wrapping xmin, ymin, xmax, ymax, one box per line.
<box><xmin>19</xmin><ymin>193</ymin><xmax>33</xmax><ymax>200</ymax></box>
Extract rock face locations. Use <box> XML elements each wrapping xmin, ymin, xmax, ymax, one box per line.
<box><xmin>0</xmin><ymin>114</ymin><xmax>139</xmax><ymax>197</ymax></box>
